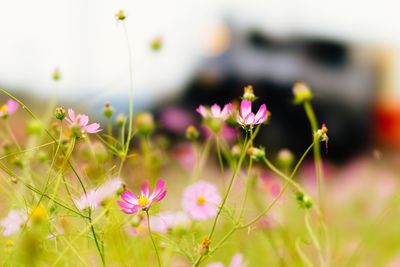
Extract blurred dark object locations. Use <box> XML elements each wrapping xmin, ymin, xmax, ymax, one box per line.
<box><xmin>157</xmin><ymin>27</ymin><xmax>376</xmax><ymax>164</ymax></box>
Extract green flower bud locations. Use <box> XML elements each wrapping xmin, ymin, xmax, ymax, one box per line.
<box><xmin>52</xmin><ymin>68</ymin><xmax>61</xmax><ymax>81</ymax></box>
<box><xmin>277</xmin><ymin>148</ymin><xmax>294</xmax><ymax>169</ymax></box>
<box><xmin>185</xmin><ymin>125</ymin><xmax>199</xmax><ymax>140</ymax></box>
<box><xmin>134</xmin><ymin>112</ymin><xmax>155</xmax><ymax>135</ymax></box>
<box><xmin>54</xmin><ymin>107</ymin><xmax>66</xmax><ymax>121</ymax></box>
<box><xmin>116</xmin><ymin>113</ymin><xmax>127</xmax><ymax>128</ymax></box>
<box><xmin>247</xmin><ymin>146</ymin><xmax>266</xmax><ymax>161</ymax></box>
<box><xmin>103</xmin><ymin>102</ymin><xmax>113</xmax><ymax>118</ymax></box>
<box><xmin>242</xmin><ymin>85</ymin><xmax>257</xmax><ymax>101</ymax></box>
<box><xmin>296</xmin><ymin>192</ymin><xmax>313</xmax><ymax>209</ymax></box>
<box><xmin>150</xmin><ymin>38</ymin><xmax>162</xmax><ymax>51</ymax></box>
<box><xmin>115</xmin><ymin>10</ymin><xmax>126</xmax><ymax>21</ymax></box>
<box><xmin>293</xmin><ymin>82</ymin><xmax>313</xmax><ymax>104</ymax></box>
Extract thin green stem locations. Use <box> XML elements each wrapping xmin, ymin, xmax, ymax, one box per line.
<box><xmin>146</xmin><ymin>210</ymin><xmax>162</xmax><ymax>267</ymax></box>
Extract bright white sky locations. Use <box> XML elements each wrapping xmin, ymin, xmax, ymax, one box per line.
<box><xmin>0</xmin><ymin>0</ymin><xmax>399</xmax><ymax>106</ymax></box>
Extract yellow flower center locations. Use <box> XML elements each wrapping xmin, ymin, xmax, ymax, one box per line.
<box><xmin>197</xmin><ymin>195</ymin><xmax>206</xmax><ymax>206</ymax></box>
<box><xmin>0</xmin><ymin>105</ymin><xmax>7</xmax><ymax>113</ymax></box>
<box><xmin>138</xmin><ymin>196</ymin><xmax>149</xmax><ymax>207</ymax></box>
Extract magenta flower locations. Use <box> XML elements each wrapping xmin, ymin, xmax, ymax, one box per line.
<box><xmin>182</xmin><ymin>181</ymin><xmax>221</xmax><ymax>221</ymax></box>
<box><xmin>237</xmin><ymin>100</ymin><xmax>268</xmax><ymax>127</ymax></box>
<box><xmin>196</xmin><ymin>103</ymin><xmax>233</xmax><ymax>121</ymax></box>
<box><xmin>0</xmin><ymin>209</ymin><xmax>27</xmax><ymax>236</ymax></box>
<box><xmin>0</xmin><ymin>99</ymin><xmax>19</xmax><ymax>118</ymax></box>
<box><xmin>66</xmin><ymin>108</ymin><xmax>102</xmax><ymax>135</ymax></box>
<box><xmin>118</xmin><ymin>179</ymin><xmax>167</xmax><ymax>214</ymax></box>
<box><xmin>74</xmin><ymin>178</ymin><xmax>123</xmax><ymax>210</ymax></box>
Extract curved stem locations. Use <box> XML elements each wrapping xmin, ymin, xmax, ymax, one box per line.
<box><xmin>146</xmin><ymin>210</ymin><xmax>162</xmax><ymax>267</ymax></box>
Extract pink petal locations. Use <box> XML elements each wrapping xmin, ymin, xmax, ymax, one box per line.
<box><xmin>121</xmin><ymin>191</ymin><xmax>138</xmax><ymax>204</ymax></box>
<box><xmin>244</xmin><ymin>113</ymin><xmax>255</xmax><ymax>125</ymax></box>
<box><xmin>240</xmin><ymin>100</ymin><xmax>252</xmax><ymax>118</ymax></box>
<box><xmin>153</xmin><ymin>179</ymin><xmax>165</xmax><ymax>195</ymax></box>
<box><xmin>229</xmin><ymin>253</ymin><xmax>246</xmax><ymax>267</ymax></box>
<box><xmin>140</xmin><ymin>181</ymin><xmax>151</xmax><ymax>197</ymax></box>
<box><xmin>117</xmin><ymin>200</ymin><xmax>134</xmax><ymax>209</ymax></box>
<box><xmin>77</xmin><ymin>114</ymin><xmax>89</xmax><ymax>127</ymax></box>
<box><xmin>220</xmin><ymin>103</ymin><xmax>233</xmax><ymax>119</ymax></box>
<box><xmin>254</xmin><ymin>104</ymin><xmax>267</xmax><ymax>124</ymax></box>
<box><xmin>152</xmin><ymin>189</ymin><xmax>167</xmax><ymax>203</ymax></box>
<box><xmin>196</xmin><ymin>105</ymin><xmax>208</xmax><ymax>118</ymax></box>
<box><xmin>210</xmin><ymin>104</ymin><xmax>221</xmax><ymax>117</ymax></box>
<box><xmin>67</xmin><ymin>108</ymin><xmax>75</xmax><ymax>123</ymax></box>
<box><xmin>83</xmin><ymin>123</ymin><xmax>101</xmax><ymax>133</ymax></box>
<box><xmin>6</xmin><ymin>99</ymin><xmax>19</xmax><ymax>114</ymax></box>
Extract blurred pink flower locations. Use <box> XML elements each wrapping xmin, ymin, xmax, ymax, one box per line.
<box><xmin>160</xmin><ymin>107</ymin><xmax>194</xmax><ymax>134</ymax></box>
<box><xmin>260</xmin><ymin>172</ymin><xmax>281</xmax><ymax>198</ymax></box>
<box><xmin>66</xmin><ymin>108</ymin><xmax>102</xmax><ymax>134</ymax></box>
<box><xmin>118</xmin><ymin>179</ymin><xmax>167</xmax><ymax>214</ymax></box>
<box><xmin>172</xmin><ymin>143</ymin><xmax>197</xmax><ymax>171</ymax></box>
<box><xmin>0</xmin><ymin>209</ymin><xmax>27</xmax><ymax>236</ymax></box>
<box><xmin>75</xmin><ymin>178</ymin><xmax>123</xmax><ymax>210</ymax></box>
<box><xmin>182</xmin><ymin>181</ymin><xmax>221</xmax><ymax>220</ymax></box>
<box><xmin>148</xmin><ymin>211</ymin><xmax>190</xmax><ymax>233</ymax></box>
<box><xmin>207</xmin><ymin>253</ymin><xmax>247</xmax><ymax>267</ymax></box>
<box><xmin>197</xmin><ymin>103</ymin><xmax>233</xmax><ymax>121</ymax></box>
<box><xmin>202</xmin><ymin>124</ymin><xmax>238</xmax><ymax>144</ymax></box>
<box><xmin>0</xmin><ymin>99</ymin><xmax>19</xmax><ymax>118</ymax></box>
<box><xmin>237</xmin><ymin>100</ymin><xmax>268</xmax><ymax>127</ymax></box>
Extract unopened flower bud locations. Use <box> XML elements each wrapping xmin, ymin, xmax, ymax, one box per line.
<box><xmin>296</xmin><ymin>192</ymin><xmax>313</xmax><ymax>209</ymax></box>
<box><xmin>115</xmin><ymin>10</ymin><xmax>126</xmax><ymax>21</ymax></box>
<box><xmin>247</xmin><ymin>146</ymin><xmax>266</xmax><ymax>161</ymax></box>
<box><xmin>293</xmin><ymin>82</ymin><xmax>313</xmax><ymax>104</ymax></box>
<box><xmin>103</xmin><ymin>102</ymin><xmax>113</xmax><ymax>118</ymax></box>
<box><xmin>116</xmin><ymin>113</ymin><xmax>127</xmax><ymax>128</ymax></box>
<box><xmin>185</xmin><ymin>125</ymin><xmax>199</xmax><ymax>140</ymax></box>
<box><xmin>242</xmin><ymin>85</ymin><xmax>257</xmax><ymax>101</ymax></box>
<box><xmin>277</xmin><ymin>148</ymin><xmax>294</xmax><ymax>169</ymax></box>
<box><xmin>27</xmin><ymin>120</ymin><xmax>42</xmax><ymax>135</ymax></box>
<box><xmin>30</xmin><ymin>206</ymin><xmax>47</xmax><ymax>224</ymax></box>
<box><xmin>231</xmin><ymin>144</ymin><xmax>242</xmax><ymax>158</ymax></box>
<box><xmin>54</xmin><ymin>107</ymin><xmax>66</xmax><ymax>121</ymax></box>
<box><xmin>52</xmin><ymin>68</ymin><xmax>61</xmax><ymax>81</ymax></box>
<box><xmin>134</xmin><ymin>112</ymin><xmax>155</xmax><ymax>135</ymax></box>
<box><xmin>150</xmin><ymin>38</ymin><xmax>162</xmax><ymax>51</ymax></box>
<box><xmin>199</xmin><ymin>238</ymin><xmax>211</xmax><ymax>256</ymax></box>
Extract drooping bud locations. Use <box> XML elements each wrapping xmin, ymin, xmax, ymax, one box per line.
<box><xmin>185</xmin><ymin>125</ymin><xmax>199</xmax><ymax>140</ymax></box>
<box><xmin>54</xmin><ymin>107</ymin><xmax>66</xmax><ymax>121</ymax></box>
<box><xmin>293</xmin><ymin>82</ymin><xmax>313</xmax><ymax>104</ymax></box>
<box><xmin>277</xmin><ymin>148</ymin><xmax>294</xmax><ymax>169</ymax></box>
<box><xmin>134</xmin><ymin>112</ymin><xmax>155</xmax><ymax>135</ymax></box>
<box><xmin>103</xmin><ymin>102</ymin><xmax>113</xmax><ymax>118</ymax></box>
<box><xmin>247</xmin><ymin>146</ymin><xmax>266</xmax><ymax>161</ymax></box>
<box><xmin>242</xmin><ymin>85</ymin><xmax>257</xmax><ymax>101</ymax></box>
<box><xmin>115</xmin><ymin>10</ymin><xmax>126</xmax><ymax>21</ymax></box>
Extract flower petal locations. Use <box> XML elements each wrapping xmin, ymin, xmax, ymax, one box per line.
<box><xmin>67</xmin><ymin>108</ymin><xmax>75</xmax><ymax>123</ymax></box>
<box><xmin>6</xmin><ymin>99</ymin><xmax>19</xmax><ymax>114</ymax></box>
<box><xmin>240</xmin><ymin>100</ymin><xmax>252</xmax><ymax>118</ymax></box>
<box><xmin>83</xmin><ymin>123</ymin><xmax>102</xmax><ymax>133</ymax></box>
<box><xmin>121</xmin><ymin>191</ymin><xmax>139</xmax><ymax>204</ymax></box>
<box><xmin>244</xmin><ymin>113</ymin><xmax>255</xmax><ymax>125</ymax></box>
<box><xmin>220</xmin><ymin>103</ymin><xmax>233</xmax><ymax>120</ymax></box>
<box><xmin>210</xmin><ymin>104</ymin><xmax>221</xmax><ymax>117</ymax></box>
<box><xmin>140</xmin><ymin>181</ymin><xmax>151</xmax><ymax>198</ymax></box>
<box><xmin>254</xmin><ymin>104</ymin><xmax>267</xmax><ymax>124</ymax></box>
<box><xmin>196</xmin><ymin>105</ymin><xmax>208</xmax><ymax>118</ymax></box>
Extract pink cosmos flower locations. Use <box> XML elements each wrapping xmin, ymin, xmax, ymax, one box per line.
<box><xmin>160</xmin><ymin>107</ymin><xmax>195</xmax><ymax>134</ymax></box>
<box><xmin>182</xmin><ymin>181</ymin><xmax>221</xmax><ymax>221</ymax></box>
<box><xmin>196</xmin><ymin>103</ymin><xmax>233</xmax><ymax>121</ymax></box>
<box><xmin>0</xmin><ymin>99</ymin><xmax>19</xmax><ymax>118</ymax></box>
<box><xmin>118</xmin><ymin>179</ymin><xmax>167</xmax><ymax>214</ymax></box>
<box><xmin>0</xmin><ymin>209</ymin><xmax>27</xmax><ymax>236</ymax></box>
<box><xmin>75</xmin><ymin>178</ymin><xmax>123</xmax><ymax>210</ymax></box>
<box><xmin>207</xmin><ymin>253</ymin><xmax>247</xmax><ymax>267</ymax></box>
<box><xmin>237</xmin><ymin>100</ymin><xmax>268</xmax><ymax>127</ymax></box>
<box><xmin>66</xmin><ymin>108</ymin><xmax>102</xmax><ymax>134</ymax></box>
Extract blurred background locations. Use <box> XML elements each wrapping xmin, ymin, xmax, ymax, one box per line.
<box><xmin>1</xmin><ymin>0</ymin><xmax>400</xmax><ymax>163</ymax></box>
